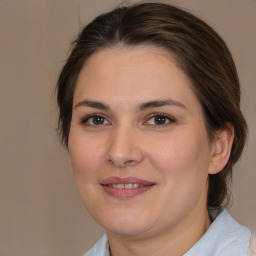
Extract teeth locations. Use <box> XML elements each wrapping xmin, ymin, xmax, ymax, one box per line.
<box><xmin>114</xmin><ymin>184</ymin><xmax>124</xmax><ymax>189</ymax></box>
<box><xmin>112</xmin><ymin>183</ymin><xmax>140</xmax><ymax>189</ymax></box>
<box><xmin>125</xmin><ymin>183</ymin><xmax>139</xmax><ymax>188</ymax></box>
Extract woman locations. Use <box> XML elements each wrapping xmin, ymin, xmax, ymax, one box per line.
<box><xmin>56</xmin><ymin>2</ymin><xmax>253</xmax><ymax>255</ymax></box>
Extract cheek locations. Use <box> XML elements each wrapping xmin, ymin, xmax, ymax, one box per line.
<box><xmin>151</xmin><ymin>132</ymin><xmax>211</xmax><ymax>210</ymax></box>
<box><xmin>68</xmin><ymin>132</ymin><xmax>104</xmax><ymax>179</ymax></box>
<box><xmin>68</xmin><ymin>134</ymin><xmax>106</xmax><ymax>210</ymax></box>
<box><xmin>148</xmin><ymin>130</ymin><xmax>211</xmax><ymax>182</ymax></box>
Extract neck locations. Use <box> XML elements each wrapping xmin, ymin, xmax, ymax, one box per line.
<box><xmin>108</xmin><ymin>207</ymin><xmax>211</xmax><ymax>256</ymax></box>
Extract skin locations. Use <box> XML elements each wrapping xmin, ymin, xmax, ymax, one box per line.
<box><xmin>68</xmin><ymin>46</ymin><xmax>233</xmax><ymax>256</ymax></box>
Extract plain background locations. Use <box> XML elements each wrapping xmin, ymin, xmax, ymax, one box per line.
<box><xmin>0</xmin><ymin>0</ymin><xmax>255</xmax><ymax>255</ymax></box>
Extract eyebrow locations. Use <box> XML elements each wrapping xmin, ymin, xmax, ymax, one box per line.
<box><xmin>74</xmin><ymin>99</ymin><xmax>186</xmax><ymax>111</ymax></box>
<box><xmin>138</xmin><ymin>99</ymin><xmax>186</xmax><ymax>111</ymax></box>
<box><xmin>74</xmin><ymin>100</ymin><xmax>110</xmax><ymax>110</ymax></box>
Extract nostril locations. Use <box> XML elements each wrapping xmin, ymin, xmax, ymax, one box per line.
<box><xmin>107</xmin><ymin>158</ymin><xmax>137</xmax><ymax>168</ymax></box>
<box><xmin>123</xmin><ymin>160</ymin><xmax>136</xmax><ymax>166</ymax></box>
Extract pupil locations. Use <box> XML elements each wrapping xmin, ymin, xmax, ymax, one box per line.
<box><xmin>154</xmin><ymin>116</ymin><xmax>166</xmax><ymax>125</ymax></box>
<box><xmin>93</xmin><ymin>116</ymin><xmax>104</xmax><ymax>124</ymax></box>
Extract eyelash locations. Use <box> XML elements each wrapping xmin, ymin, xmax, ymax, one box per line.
<box><xmin>80</xmin><ymin>113</ymin><xmax>176</xmax><ymax>127</ymax></box>
<box><xmin>81</xmin><ymin>114</ymin><xmax>110</xmax><ymax>126</ymax></box>
<box><xmin>145</xmin><ymin>113</ymin><xmax>176</xmax><ymax>127</ymax></box>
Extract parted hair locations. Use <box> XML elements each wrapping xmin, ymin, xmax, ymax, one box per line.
<box><xmin>57</xmin><ymin>2</ymin><xmax>247</xmax><ymax>207</ymax></box>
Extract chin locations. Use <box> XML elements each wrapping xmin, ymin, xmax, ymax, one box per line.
<box><xmin>99</xmin><ymin>212</ymin><xmax>154</xmax><ymax>237</ymax></box>
<box><xmin>107</xmin><ymin>224</ymin><xmax>151</xmax><ymax>237</ymax></box>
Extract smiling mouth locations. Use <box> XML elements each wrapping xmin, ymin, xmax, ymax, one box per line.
<box><xmin>100</xmin><ymin>177</ymin><xmax>155</xmax><ymax>199</ymax></box>
<box><xmin>105</xmin><ymin>183</ymin><xmax>146</xmax><ymax>189</ymax></box>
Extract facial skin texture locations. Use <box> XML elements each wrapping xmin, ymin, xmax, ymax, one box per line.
<box><xmin>68</xmin><ymin>46</ymin><xmax>233</xmax><ymax>256</ymax></box>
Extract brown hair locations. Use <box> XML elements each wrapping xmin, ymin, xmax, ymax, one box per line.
<box><xmin>57</xmin><ymin>2</ymin><xmax>247</xmax><ymax>207</ymax></box>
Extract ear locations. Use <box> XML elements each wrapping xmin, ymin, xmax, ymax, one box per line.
<box><xmin>208</xmin><ymin>124</ymin><xmax>234</xmax><ymax>175</ymax></box>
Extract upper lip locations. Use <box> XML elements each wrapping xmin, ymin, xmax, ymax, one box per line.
<box><xmin>100</xmin><ymin>176</ymin><xmax>155</xmax><ymax>186</ymax></box>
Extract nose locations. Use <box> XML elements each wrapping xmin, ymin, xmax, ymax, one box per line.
<box><xmin>106</xmin><ymin>125</ymin><xmax>144</xmax><ymax>168</ymax></box>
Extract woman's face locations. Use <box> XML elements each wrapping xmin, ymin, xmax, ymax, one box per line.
<box><xmin>69</xmin><ymin>46</ymin><xmax>215</xmax><ymax>238</ymax></box>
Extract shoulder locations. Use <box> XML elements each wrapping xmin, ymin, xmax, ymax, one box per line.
<box><xmin>215</xmin><ymin>209</ymin><xmax>251</xmax><ymax>255</ymax></box>
<box><xmin>248</xmin><ymin>232</ymin><xmax>256</xmax><ymax>256</ymax></box>
<box><xmin>83</xmin><ymin>234</ymin><xmax>109</xmax><ymax>256</ymax></box>
<box><xmin>185</xmin><ymin>208</ymin><xmax>251</xmax><ymax>256</ymax></box>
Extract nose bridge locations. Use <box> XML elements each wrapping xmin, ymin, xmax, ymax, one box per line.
<box><xmin>106</xmin><ymin>123</ymin><xmax>144</xmax><ymax>167</ymax></box>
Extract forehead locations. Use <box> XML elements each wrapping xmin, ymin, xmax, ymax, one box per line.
<box><xmin>73</xmin><ymin>46</ymin><xmax>198</xmax><ymax>108</ymax></box>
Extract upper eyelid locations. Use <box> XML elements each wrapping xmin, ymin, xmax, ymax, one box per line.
<box><xmin>81</xmin><ymin>113</ymin><xmax>110</xmax><ymax>123</ymax></box>
<box><xmin>79</xmin><ymin>112</ymin><xmax>176</xmax><ymax>125</ymax></box>
<box><xmin>146</xmin><ymin>113</ymin><xmax>176</xmax><ymax>121</ymax></box>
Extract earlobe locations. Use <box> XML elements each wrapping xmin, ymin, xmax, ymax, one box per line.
<box><xmin>208</xmin><ymin>124</ymin><xmax>234</xmax><ymax>175</ymax></box>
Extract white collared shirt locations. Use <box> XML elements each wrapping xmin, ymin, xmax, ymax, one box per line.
<box><xmin>83</xmin><ymin>208</ymin><xmax>251</xmax><ymax>256</ymax></box>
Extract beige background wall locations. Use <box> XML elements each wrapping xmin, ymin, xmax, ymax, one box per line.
<box><xmin>0</xmin><ymin>0</ymin><xmax>255</xmax><ymax>255</ymax></box>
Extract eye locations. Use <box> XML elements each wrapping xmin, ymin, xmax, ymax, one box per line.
<box><xmin>146</xmin><ymin>113</ymin><xmax>175</xmax><ymax>126</ymax></box>
<box><xmin>81</xmin><ymin>114</ymin><xmax>110</xmax><ymax>126</ymax></box>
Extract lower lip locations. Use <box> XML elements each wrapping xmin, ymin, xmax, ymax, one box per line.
<box><xmin>101</xmin><ymin>185</ymin><xmax>154</xmax><ymax>199</ymax></box>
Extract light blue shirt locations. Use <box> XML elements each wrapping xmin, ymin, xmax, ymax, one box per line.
<box><xmin>83</xmin><ymin>208</ymin><xmax>251</xmax><ymax>256</ymax></box>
